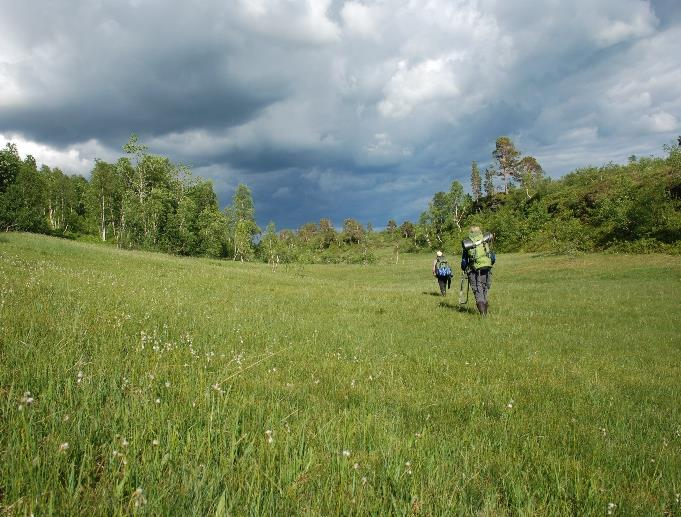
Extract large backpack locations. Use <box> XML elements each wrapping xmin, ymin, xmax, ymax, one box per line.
<box><xmin>435</xmin><ymin>257</ymin><xmax>452</xmax><ymax>278</ymax></box>
<box><xmin>462</xmin><ymin>232</ymin><xmax>494</xmax><ymax>271</ymax></box>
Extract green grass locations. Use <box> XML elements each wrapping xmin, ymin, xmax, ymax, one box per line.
<box><xmin>1</xmin><ymin>233</ymin><xmax>680</xmax><ymax>515</ymax></box>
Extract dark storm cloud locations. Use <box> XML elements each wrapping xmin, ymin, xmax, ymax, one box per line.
<box><xmin>1</xmin><ymin>0</ymin><xmax>680</xmax><ymax>229</ymax></box>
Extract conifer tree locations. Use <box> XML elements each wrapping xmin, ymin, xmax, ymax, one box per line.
<box><xmin>470</xmin><ymin>161</ymin><xmax>481</xmax><ymax>201</ymax></box>
<box><xmin>493</xmin><ymin>136</ymin><xmax>520</xmax><ymax>193</ymax></box>
<box><xmin>483</xmin><ymin>166</ymin><xmax>496</xmax><ymax>197</ymax></box>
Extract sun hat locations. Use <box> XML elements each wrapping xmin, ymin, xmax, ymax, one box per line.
<box><xmin>436</xmin><ymin>251</ymin><xmax>443</xmax><ymax>257</ymax></box>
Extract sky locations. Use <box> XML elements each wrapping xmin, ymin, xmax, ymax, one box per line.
<box><xmin>1</xmin><ymin>0</ymin><xmax>680</xmax><ymax>229</ymax></box>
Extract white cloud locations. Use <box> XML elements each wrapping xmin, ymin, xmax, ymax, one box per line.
<box><xmin>364</xmin><ymin>133</ymin><xmax>412</xmax><ymax>161</ymax></box>
<box><xmin>234</xmin><ymin>0</ymin><xmax>340</xmax><ymax>45</ymax></box>
<box><xmin>378</xmin><ymin>58</ymin><xmax>460</xmax><ymax>118</ymax></box>
<box><xmin>0</xmin><ymin>133</ymin><xmax>113</xmax><ymax>174</ymax></box>
<box><xmin>594</xmin><ymin>8</ymin><xmax>658</xmax><ymax>46</ymax></box>
<box><xmin>642</xmin><ymin>111</ymin><xmax>678</xmax><ymax>132</ymax></box>
<box><xmin>561</xmin><ymin>127</ymin><xmax>599</xmax><ymax>143</ymax></box>
<box><xmin>341</xmin><ymin>2</ymin><xmax>380</xmax><ymax>38</ymax></box>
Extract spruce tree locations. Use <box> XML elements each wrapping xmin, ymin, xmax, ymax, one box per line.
<box><xmin>470</xmin><ymin>161</ymin><xmax>481</xmax><ymax>201</ymax></box>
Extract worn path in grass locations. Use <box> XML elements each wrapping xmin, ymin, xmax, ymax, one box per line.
<box><xmin>1</xmin><ymin>233</ymin><xmax>680</xmax><ymax>515</ymax></box>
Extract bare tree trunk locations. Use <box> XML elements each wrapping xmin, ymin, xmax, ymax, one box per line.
<box><xmin>101</xmin><ymin>195</ymin><xmax>106</xmax><ymax>241</ymax></box>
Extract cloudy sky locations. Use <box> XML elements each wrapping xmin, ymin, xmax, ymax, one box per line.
<box><xmin>1</xmin><ymin>0</ymin><xmax>680</xmax><ymax>229</ymax></box>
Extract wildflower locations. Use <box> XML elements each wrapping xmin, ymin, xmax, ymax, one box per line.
<box><xmin>405</xmin><ymin>461</ymin><xmax>412</xmax><ymax>475</ymax></box>
<box><xmin>155</xmin><ymin>398</ymin><xmax>160</xmax><ymax>404</ymax></box>
<box><xmin>59</xmin><ymin>442</ymin><xmax>69</xmax><ymax>452</ymax></box>
<box><xmin>265</xmin><ymin>430</ymin><xmax>274</xmax><ymax>444</ymax></box>
<box><xmin>350</xmin><ymin>379</ymin><xmax>356</xmax><ymax>388</ymax></box>
<box><xmin>121</xmin><ymin>438</ymin><xmax>129</xmax><ymax>448</ymax></box>
<box><xmin>211</xmin><ymin>383</ymin><xmax>224</xmax><ymax>395</ymax></box>
<box><xmin>152</xmin><ymin>439</ymin><xmax>159</xmax><ymax>446</ymax></box>
<box><xmin>353</xmin><ymin>463</ymin><xmax>360</xmax><ymax>470</ymax></box>
<box><xmin>342</xmin><ymin>450</ymin><xmax>351</xmax><ymax>457</ymax></box>
<box><xmin>607</xmin><ymin>502</ymin><xmax>616</xmax><ymax>515</ymax></box>
<box><xmin>19</xmin><ymin>391</ymin><xmax>35</xmax><ymax>409</ymax></box>
<box><xmin>507</xmin><ymin>399</ymin><xmax>514</xmax><ymax>409</ymax></box>
<box><xmin>164</xmin><ymin>381</ymin><xmax>171</xmax><ymax>388</ymax></box>
<box><xmin>361</xmin><ymin>476</ymin><xmax>368</xmax><ymax>486</ymax></box>
<box><xmin>77</xmin><ymin>371</ymin><xmax>84</xmax><ymax>384</ymax></box>
<box><xmin>132</xmin><ymin>487</ymin><xmax>147</xmax><ymax>508</ymax></box>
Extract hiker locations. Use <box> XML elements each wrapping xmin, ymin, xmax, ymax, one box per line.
<box><xmin>432</xmin><ymin>251</ymin><xmax>452</xmax><ymax>296</ymax></box>
<box><xmin>461</xmin><ymin>226</ymin><xmax>495</xmax><ymax>315</ymax></box>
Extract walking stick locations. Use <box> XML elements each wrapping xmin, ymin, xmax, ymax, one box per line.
<box><xmin>458</xmin><ymin>271</ymin><xmax>469</xmax><ymax>305</ymax></box>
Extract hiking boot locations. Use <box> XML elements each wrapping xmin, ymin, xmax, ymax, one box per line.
<box><xmin>476</xmin><ymin>301</ymin><xmax>485</xmax><ymax>315</ymax></box>
<box><xmin>483</xmin><ymin>302</ymin><xmax>489</xmax><ymax>315</ymax></box>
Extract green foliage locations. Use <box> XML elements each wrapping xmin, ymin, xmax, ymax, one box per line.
<box><xmin>0</xmin><ymin>142</ymin><xmax>21</xmax><ymax>193</ymax></box>
<box><xmin>227</xmin><ymin>184</ymin><xmax>259</xmax><ymax>261</ymax></box>
<box><xmin>1</xmin><ymin>134</ymin><xmax>679</xmax><ymax>261</ymax></box>
<box><xmin>341</xmin><ymin>218</ymin><xmax>365</xmax><ymax>244</ymax></box>
<box><xmin>413</xmin><ymin>138</ymin><xmax>680</xmax><ymax>255</ymax></box>
<box><xmin>0</xmin><ymin>155</ymin><xmax>48</xmax><ymax>232</ymax></box>
<box><xmin>493</xmin><ymin>136</ymin><xmax>520</xmax><ymax>193</ymax></box>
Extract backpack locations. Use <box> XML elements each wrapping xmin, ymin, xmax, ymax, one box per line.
<box><xmin>462</xmin><ymin>232</ymin><xmax>495</xmax><ymax>271</ymax></box>
<box><xmin>435</xmin><ymin>257</ymin><xmax>452</xmax><ymax>278</ymax></box>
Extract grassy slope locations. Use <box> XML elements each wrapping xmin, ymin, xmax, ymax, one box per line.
<box><xmin>1</xmin><ymin>233</ymin><xmax>680</xmax><ymax>515</ymax></box>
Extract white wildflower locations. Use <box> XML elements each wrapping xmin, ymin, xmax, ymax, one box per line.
<box><xmin>59</xmin><ymin>442</ymin><xmax>69</xmax><ymax>452</ymax></box>
<box><xmin>19</xmin><ymin>391</ymin><xmax>35</xmax><ymax>409</ymax></box>
<box><xmin>132</xmin><ymin>487</ymin><xmax>147</xmax><ymax>508</ymax></box>
<box><xmin>342</xmin><ymin>450</ymin><xmax>351</xmax><ymax>457</ymax></box>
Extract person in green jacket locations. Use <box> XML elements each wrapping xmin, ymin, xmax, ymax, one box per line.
<box><xmin>461</xmin><ymin>226</ymin><xmax>495</xmax><ymax>316</ymax></box>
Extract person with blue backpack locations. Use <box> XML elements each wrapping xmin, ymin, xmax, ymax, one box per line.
<box><xmin>432</xmin><ymin>250</ymin><xmax>453</xmax><ymax>296</ymax></box>
<box><xmin>461</xmin><ymin>225</ymin><xmax>495</xmax><ymax>316</ymax></box>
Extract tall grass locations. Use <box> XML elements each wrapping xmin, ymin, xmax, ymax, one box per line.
<box><xmin>1</xmin><ymin>233</ymin><xmax>680</xmax><ymax>515</ymax></box>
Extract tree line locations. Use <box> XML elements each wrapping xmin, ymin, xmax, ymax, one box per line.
<box><xmin>1</xmin><ymin>134</ymin><xmax>680</xmax><ymax>261</ymax></box>
<box><xmin>0</xmin><ymin>135</ymin><xmax>377</xmax><ymax>264</ymax></box>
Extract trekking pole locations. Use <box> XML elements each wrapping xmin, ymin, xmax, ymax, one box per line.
<box><xmin>458</xmin><ymin>270</ymin><xmax>469</xmax><ymax>305</ymax></box>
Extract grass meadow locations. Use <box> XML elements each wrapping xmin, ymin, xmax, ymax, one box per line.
<box><xmin>1</xmin><ymin>232</ymin><xmax>680</xmax><ymax>515</ymax></box>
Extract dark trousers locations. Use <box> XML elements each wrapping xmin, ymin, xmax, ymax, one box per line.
<box><xmin>468</xmin><ymin>268</ymin><xmax>492</xmax><ymax>303</ymax></box>
<box><xmin>437</xmin><ymin>276</ymin><xmax>451</xmax><ymax>295</ymax></box>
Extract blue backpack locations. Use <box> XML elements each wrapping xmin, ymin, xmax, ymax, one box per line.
<box><xmin>435</xmin><ymin>258</ymin><xmax>452</xmax><ymax>278</ymax></box>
